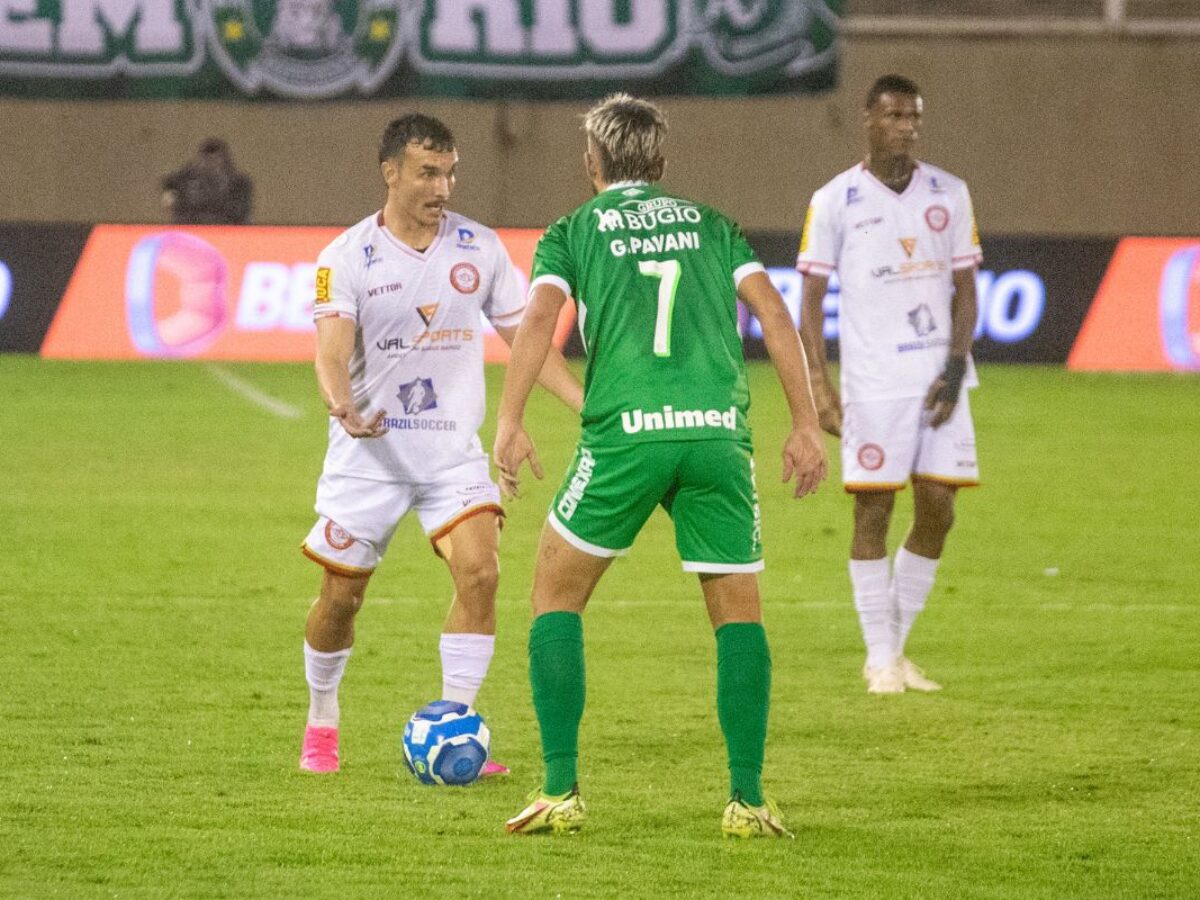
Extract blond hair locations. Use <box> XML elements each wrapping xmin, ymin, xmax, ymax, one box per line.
<box><xmin>582</xmin><ymin>93</ymin><xmax>668</xmax><ymax>184</ymax></box>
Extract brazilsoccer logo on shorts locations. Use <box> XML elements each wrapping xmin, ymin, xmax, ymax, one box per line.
<box><xmin>204</xmin><ymin>0</ymin><xmax>403</xmax><ymax>99</ymax></box>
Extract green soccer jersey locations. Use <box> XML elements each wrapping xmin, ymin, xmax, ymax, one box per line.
<box><xmin>531</xmin><ymin>181</ymin><xmax>763</xmax><ymax>446</ymax></box>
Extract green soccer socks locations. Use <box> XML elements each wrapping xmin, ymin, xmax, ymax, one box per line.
<box><xmin>529</xmin><ymin>611</ymin><xmax>586</xmax><ymax>797</ymax></box>
<box><xmin>716</xmin><ymin>622</ymin><xmax>771</xmax><ymax>807</ymax></box>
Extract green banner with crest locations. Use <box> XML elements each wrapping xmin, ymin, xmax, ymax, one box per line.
<box><xmin>0</xmin><ymin>1</ymin><xmax>840</xmax><ymax>100</ymax></box>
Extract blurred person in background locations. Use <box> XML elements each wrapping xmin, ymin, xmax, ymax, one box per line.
<box><xmin>797</xmin><ymin>74</ymin><xmax>982</xmax><ymax>695</ymax></box>
<box><xmin>161</xmin><ymin>138</ymin><xmax>254</xmax><ymax>225</ymax></box>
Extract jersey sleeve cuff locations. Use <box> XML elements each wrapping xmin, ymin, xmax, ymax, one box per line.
<box><xmin>314</xmin><ymin>307</ymin><xmax>357</xmax><ymax>322</ymax></box>
<box><xmin>529</xmin><ymin>274</ymin><xmax>572</xmax><ymax>299</ymax></box>
<box><xmin>488</xmin><ymin>303</ymin><xmax>528</xmax><ymax>325</ymax></box>
<box><xmin>797</xmin><ymin>260</ymin><xmax>834</xmax><ymax>276</ymax></box>
<box><xmin>951</xmin><ymin>252</ymin><xmax>983</xmax><ymax>270</ymax></box>
<box><xmin>732</xmin><ymin>261</ymin><xmax>766</xmax><ymax>288</ymax></box>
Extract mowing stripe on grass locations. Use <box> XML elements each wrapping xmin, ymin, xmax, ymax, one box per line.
<box><xmin>206</xmin><ymin>364</ymin><xmax>304</xmax><ymax>419</ymax></box>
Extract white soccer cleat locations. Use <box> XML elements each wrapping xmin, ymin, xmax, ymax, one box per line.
<box><xmin>862</xmin><ymin>663</ymin><xmax>905</xmax><ymax>694</ymax></box>
<box><xmin>898</xmin><ymin>657</ymin><xmax>942</xmax><ymax>692</ymax></box>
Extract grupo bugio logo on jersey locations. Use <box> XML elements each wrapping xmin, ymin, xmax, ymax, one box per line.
<box><xmin>205</xmin><ymin>0</ymin><xmax>404</xmax><ymax>99</ymax></box>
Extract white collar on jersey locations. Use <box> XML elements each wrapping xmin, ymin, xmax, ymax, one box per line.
<box><xmin>603</xmin><ymin>180</ymin><xmax>651</xmax><ymax>193</ymax></box>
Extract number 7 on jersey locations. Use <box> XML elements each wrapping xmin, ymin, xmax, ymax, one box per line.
<box><xmin>638</xmin><ymin>259</ymin><xmax>681</xmax><ymax>357</ymax></box>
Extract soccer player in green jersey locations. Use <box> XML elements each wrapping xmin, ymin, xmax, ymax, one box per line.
<box><xmin>494</xmin><ymin>94</ymin><xmax>828</xmax><ymax>838</ymax></box>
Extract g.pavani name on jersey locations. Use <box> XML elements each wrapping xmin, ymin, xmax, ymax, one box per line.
<box><xmin>596</xmin><ymin>198</ymin><xmax>703</xmax><ymax>258</ymax></box>
<box><xmin>621</xmin><ymin>405</ymin><xmax>737</xmax><ymax>434</ymax></box>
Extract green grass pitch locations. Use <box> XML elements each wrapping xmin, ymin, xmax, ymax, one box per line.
<box><xmin>0</xmin><ymin>357</ymin><xmax>1196</xmax><ymax>898</ymax></box>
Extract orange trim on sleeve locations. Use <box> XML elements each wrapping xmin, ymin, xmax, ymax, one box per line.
<box><xmin>300</xmin><ymin>543</ymin><xmax>375</xmax><ymax>578</ymax></box>
<box><xmin>844</xmin><ymin>482</ymin><xmax>908</xmax><ymax>494</ymax></box>
<box><xmin>429</xmin><ymin>503</ymin><xmax>505</xmax><ymax>555</ymax></box>
<box><xmin>912</xmin><ymin>474</ymin><xmax>981</xmax><ymax>488</ymax></box>
<box><xmin>490</xmin><ymin>304</ymin><xmax>528</xmax><ymax>323</ymax></box>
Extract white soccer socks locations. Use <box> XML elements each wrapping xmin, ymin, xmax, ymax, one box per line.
<box><xmin>439</xmin><ymin>633</ymin><xmax>495</xmax><ymax>707</ymax></box>
<box><xmin>304</xmin><ymin>641</ymin><xmax>351</xmax><ymax>728</ymax></box>
<box><xmin>849</xmin><ymin>557</ymin><xmax>896</xmax><ymax>670</ymax></box>
<box><xmin>892</xmin><ymin>547</ymin><xmax>940</xmax><ymax>657</ymax></box>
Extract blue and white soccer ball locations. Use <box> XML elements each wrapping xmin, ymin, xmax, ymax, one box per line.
<box><xmin>402</xmin><ymin>700</ymin><xmax>490</xmax><ymax>786</ymax></box>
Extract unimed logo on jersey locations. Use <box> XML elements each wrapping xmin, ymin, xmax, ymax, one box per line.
<box><xmin>40</xmin><ymin>225</ymin><xmax>574</xmax><ymax>362</ymax></box>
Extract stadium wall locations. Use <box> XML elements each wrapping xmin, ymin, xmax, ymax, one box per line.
<box><xmin>0</xmin><ymin>35</ymin><xmax>1197</xmax><ymax>235</ymax></box>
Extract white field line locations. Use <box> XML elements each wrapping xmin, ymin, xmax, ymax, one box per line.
<box><xmin>206</xmin><ymin>364</ymin><xmax>303</xmax><ymax>420</ymax></box>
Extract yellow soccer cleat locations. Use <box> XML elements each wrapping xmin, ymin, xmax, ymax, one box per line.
<box><xmin>721</xmin><ymin>794</ymin><xmax>795</xmax><ymax>839</ymax></box>
<box><xmin>505</xmin><ymin>784</ymin><xmax>586</xmax><ymax>835</ymax></box>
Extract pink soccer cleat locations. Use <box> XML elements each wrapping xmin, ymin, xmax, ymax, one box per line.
<box><xmin>299</xmin><ymin>725</ymin><xmax>340</xmax><ymax>773</ymax></box>
<box><xmin>480</xmin><ymin>760</ymin><xmax>510</xmax><ymax>778</ymax></box>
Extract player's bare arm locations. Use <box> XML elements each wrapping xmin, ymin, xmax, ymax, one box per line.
<box><xmin>738</xmin><ymin>271</ymin><xmax>828</xmax><ymax>499</ymax></box>
<box><xmin>315</xmin><ymin>315</ymin><xmax>387</xmax><ymax>438</ymax></box>
<box><xmin>494</xmin><ymin>323</ymin><xmax>584</xmax><ymax>414</ymax></box>
<box><xmin>924</xmin><ymin>266</ymin><xmax>979</xmax><ymax>428</ymax></box>
<box><xmin>798</xmin><ymin>271</ymin><xmax>842</xmax><ymax>437</ymax></box>
<box><xmin>493</xmin><ymin>283</ymin><xmax>567</xmax><ymax>496</ymax></box>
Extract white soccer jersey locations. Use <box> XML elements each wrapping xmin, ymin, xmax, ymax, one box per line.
<box><xmin>313</xmin><ymin>210</ymin><xmax>525</xmax><ymax>481</ymax></box>
<box><xmin>797</xmin><ymin>162</ymin><xmax>982</xmax><ymax>402</ymax></box>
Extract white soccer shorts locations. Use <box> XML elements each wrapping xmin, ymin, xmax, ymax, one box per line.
<box><xmin>301</xmin><ymin>457</ymin><xmax>502</xmax><ymax>576</ymax></box>
<box><xmin>841</xmin><ymin>391</ymin><xmax>980</xmax><ymax>492</ymax></box>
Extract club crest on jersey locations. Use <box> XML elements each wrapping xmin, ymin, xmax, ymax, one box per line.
<box><xmin>857</xmin><ymin>444</ymin><xmax>885</xmax><ymax>472</ymax></box>
<box><xmin>417</xmin><ymin>303</ymin><xmax>439</xmax><ymax>326</ymax></box>
<box><xmin>364</xmin><ymin>244</ymin><xmax>382</xmax><ymax>267</ymax></box>
<box><xmin>324</xmin><ymin>520</ymin><xmax>356</xmax><ymax>551</ymax></box>
<box><xmin>398</xmin><ymin>377</ymin><xmax>438</xmax><ymax>415</ymax></box>
<box><xmin>450</xmin><ymin>262</ymin><xmax>480</xmax><ymax>294</ymax></box>
<box><xmin>846</xmin><ymin>186</ymin><xmax>861</xmax><ymax>205</ymax></box>
<box><xmin>908</xmin><ymin>304</ymin><xmax>937</xmax><ymax>337</ymax></box>
<box><xmin>924</xmin><ymin>205</ymin><xmax>950</xmax><ymax>232</ymax></box>
<box><xmin>899</xmin><ymin>237</ymin><xmax>918</xmax><ymax>258</ymax></box>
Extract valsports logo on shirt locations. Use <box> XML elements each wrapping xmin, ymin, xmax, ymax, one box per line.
<box><xmin>398</xmin><ymin>378</ymin><xmax>438</xmax><ymax>415</ymax></box>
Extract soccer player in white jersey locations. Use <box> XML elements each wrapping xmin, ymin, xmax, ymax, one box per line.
<box><xmin>797</xmin><ymin>75</ymin><xmax>982</xmax><ymax>694</ymax></box>
<box><xmin>297</xmin><ymin>114</ymin><xmax>582</xmax><ymax>773</ymax></box>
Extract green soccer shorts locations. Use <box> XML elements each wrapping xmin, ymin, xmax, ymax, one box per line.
<box><xmin>547</xmin><ymin>440</ymin><xmax>764</xmax><ymax>573</ymax></box>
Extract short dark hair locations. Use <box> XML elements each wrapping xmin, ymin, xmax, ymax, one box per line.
<box><xmin>378</xmin><ymin>114</ymin><xmax>456</xmax><ymax>163</ymax></box>
<box><xmin>865</xmin><ymin>74</ymin><xmax>920</xmax><ymax>110</ymax></box>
